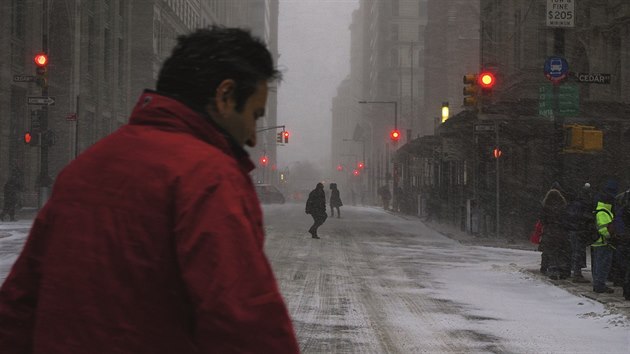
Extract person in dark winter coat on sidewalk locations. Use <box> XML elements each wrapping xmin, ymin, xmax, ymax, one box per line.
<box><xmin>564</xmin><ymin>183</ymin><xmax>594</xmax><ymax>283</ymax></box>
<box><xmin>539</xmin><ymin>187</ymin><xmax>570</xmax><ymax>280</ymax></box>
<box><xmin>0</xmin><ymin>27</ymin><xmax>299</xmax><ymax>353</ymax></box>
<box><xmin>306</xmin><ymin>182</ymin><xmax>327</xmax><ymax>238</ymax></box>
<box><xmin>0</xmin><ymin>173</ymin><xmax>22</xmax><ymax>222</ymax></box>
<box><xmin>379</xmin><ymin>185</ymin><xmax>392</xmax><ymax>211</ymax></box>
<box><xmin>616</xmin><ymin>190</ymin><xmax>630</xmax><ymax>300</ymax></box>
<box><xmin>329</xmin><ymin>183</ymin><xmax>343</xmax><ymax>218</ymax></box>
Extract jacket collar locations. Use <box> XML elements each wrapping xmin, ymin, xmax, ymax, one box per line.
<box><xmin>128</xmin><ymin>90</ymin><xmax>255</xmax><ymax>173</ymax></box>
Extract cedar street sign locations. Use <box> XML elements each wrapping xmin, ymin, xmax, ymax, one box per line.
<box><xmin>27</xmin><ymin>96</ymin><xmax>55</xmax><ymax>106</ymax></box>
<box><xmin>576</xmin><ymin>73</ymin><xmax>611</xmax><ymax>84</ymax></box>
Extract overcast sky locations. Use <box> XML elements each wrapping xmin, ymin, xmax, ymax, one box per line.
<box><xmin>277</xmin><ymin>0</ymin><xmax>359</xmax><ymax>170</ymax></box>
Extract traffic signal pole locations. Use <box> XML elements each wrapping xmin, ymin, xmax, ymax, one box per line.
<box><xmin>39</xmin><ymin>0</ymin><xmax>52</xmax><ymax>208</ymax></box>
<box><xmin>553</xmin><ymin>28</ymin><xmax>565</xmax><ymax>184</ymax></box>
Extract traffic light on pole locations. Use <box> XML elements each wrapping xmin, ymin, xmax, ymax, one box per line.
<box><xmin>463</xmin><ymin>74</ymin><xmax>477</xmax><ymax>107</ymax></box>
<box><xmin>478</xmin><ymin>71</ymin><xmax>496</xmax><ymax>91</ymax></box>
<box><xmin>34</xmin><ymin>53</ymin><xmax>49</xmax><ymax>89</ymax></box>
<box><xmin>283</xmin><ymin>130</ymin><xmax>289</xmax><ymax>144</ymax></box>
<box><xmin>493</xmin><ymin>147</ymin><xmax>502</xmax><ymax>159</ymax></box>
<box><xmin>276</xmin><ymin>131</ymin><xmax>283</xmax><ymax>143</ymax></box>
<box><xmin>24</xmin><ymin>131</ymin><xmax>40</xmax><ymax>146</ymax></box>
<box><xmin>390</xmin><ymin>129</ymin><xmax>400</xmax><ymax>142</ymax></box>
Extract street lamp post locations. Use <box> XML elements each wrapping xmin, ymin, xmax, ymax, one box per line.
<box><xmin>358</xmin><ymin>100</ymin><xmax>398</xmax><ymax>131</ymax></box>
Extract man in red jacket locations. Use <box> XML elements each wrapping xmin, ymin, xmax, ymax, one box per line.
<box><xmin>0</xmin><ymin>27</ymin><xmax>300</xmax><ymax>353</ymax></box>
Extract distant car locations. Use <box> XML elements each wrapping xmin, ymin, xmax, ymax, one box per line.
<box><xmin>255</xmin><ymin>184</ymin><xmax>285</xmax><ymax>204</ymax></box>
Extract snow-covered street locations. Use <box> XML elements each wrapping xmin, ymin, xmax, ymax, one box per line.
<box><xmin>1</xmin><ymin>205</ymin><xmax>629</xmax><ymax>353</ymax></box>
<box><xmin>263</xmin><ymin>203</ymin><xmax>630</xmax><ymax>353</ymax></box>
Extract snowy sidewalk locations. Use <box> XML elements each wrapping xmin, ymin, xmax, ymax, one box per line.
<box><xmin>419</xmin><ymin>215</ymin><xmax>630</xmax><ymax>320</ymax></box>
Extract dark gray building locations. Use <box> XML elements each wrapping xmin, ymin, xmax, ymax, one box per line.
<box><xmin>0</xmin><ymin>1</ymin><xmax>278</xmax><ymax>208</ymax></box>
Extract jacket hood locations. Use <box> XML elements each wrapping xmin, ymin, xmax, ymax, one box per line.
<box><xmin>128</xmin><ymin>90</ymin><xmax>254</xmax><ymax>173</ymax></box>
<box><xmin>542</xmin><ymin>188</ymin><xmax>567</xmax><ymax>209</ymax></box>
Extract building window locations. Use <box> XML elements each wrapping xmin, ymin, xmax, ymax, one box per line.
<box><xmin>392</xmin><ymin>0</ymin><xmax>399</xmax><ymax>17</ymax></box>
<box><xmin>87</xmin><ymin>16</ymin><xmax>96</xmax><ymax>78</ymax></box>
<box><xmin>117</xmin><ymin>38</ymin><xmax>124</xmax><ymax>84</ymax></box>
<box><xmin>390</xmin><ymin>24</ymin><xmax>398</xmax><ymax>41</ymax></box>
<box><xmin>104</xmin><ymin>28</ymin><xmax>112</xmax><ymax>86</ymax></box>
<box><xmin>390</xmin><ymin>48</ymin><xmax>398</xmax><ymax>67</ymax></box>
<box><xmin>11</xmin><ymin>0</ymin><xmax>25</xmax><ymax>39</ymax></box>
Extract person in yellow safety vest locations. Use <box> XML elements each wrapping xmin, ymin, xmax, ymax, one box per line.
<box><xmin>591</xmin><ymin>179</ymin><xmax>618</xmax><ymax>294</ymax></box>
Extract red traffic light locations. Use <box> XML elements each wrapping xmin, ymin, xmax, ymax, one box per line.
<box><xmin>282</xmin><ymin>130</ymin><xmax>289</xmax><ymax>143</ymax></box>
<box><xmin>24</xmin><ymin>132</ymin><xmax>32</xmax><ymax>144</ymax></box>
<box><xmin>336</xmin><ymin>164</ymin><xmax>343</xmax><ymax>171</ymax></box>
<box><xmin>478</xmin><ymin>72</ymin><xmax>496</xmax><ymax>89</ymax></box>
<box><xmin>357</xmin><ymin>162</ymin><xmax>365</xmax><ymax>169</ymax></box>
<box><xmin>34</xmin><ymin>53</ymin><xmax>48</xmax><ymax>67</ymax></box>
<box><xmin>260</xmin><ymin>156</ymin><xmax>269</xmax><ymax>166</ymax></box>
<box><xmin>353</xmin><ymin>169</ymin><xmax>360</xmax><ymax>176</ymax></box>
<box><xmin>390</xmin><ymin>129</ymin><xmax>401</xmax><ymax>142</ymax></box>
<box><xmin>493</xmin><ymin>147</ymin><xmax>502</xmax><ymax>159</ymax></box>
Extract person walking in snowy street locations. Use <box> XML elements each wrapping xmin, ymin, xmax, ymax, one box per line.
<box><xmin>329</xmin><ymin>183</ymin><xmax>343</xmax><ymax>218</ymax></box>
<box><xmin>306</xmin><ymin>182</ymin><xmax>327</xmax><ymax>238</ymax></box>
<box><xmin>0</xmin><ymin>27</ymin><xmax>299</xmax><ymax>353</ymax></box>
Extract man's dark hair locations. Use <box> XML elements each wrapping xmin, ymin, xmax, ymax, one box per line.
<box><xmin>157</xmin><ymin>26</ymin><xmax>281</xmax><ymax>112</ymax></box>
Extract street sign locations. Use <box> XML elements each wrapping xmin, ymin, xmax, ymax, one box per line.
<box><xmin>474</xmin><ymin>124</ymin><xmax>495</xmax><ymax>132</ymax></box>
<box><xmin>576</xmin><ymin>73</ymin><xmax>611</xmax><ymax>84</ymax></box>
<box><xmin>538</xmin><ymin>84</ymin><xmax>580</xmax><ymax>118</ymax></box>
<box><xmin>27</xmin><ymin>96</ymin><xmax>55</xmax><ymax>106</ymax></box>
<box><xmin>558</xmin><ymin>84</ymin><xmax>579</xmax><ymax>117</ymax></box>
<box><xmin>544</xmin><ymin>56</ymin><xmax>569</xmax><ymax>83</ymax></box>
<box><xmin>546</xmin><ymin>0</ymin><xmax>575</xmax><ymax>28</ymax></box>
<box><xmin>13</xmin><ymin>75</ymin><xmax>35</xmax><ymax>82</ymax></box>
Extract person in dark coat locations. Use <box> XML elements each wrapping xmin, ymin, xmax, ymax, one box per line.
<box><xmin>564</xmin><ymin>183</ymin><xmax>594</xmax><ymax>283</ymax></box>
<box><xmin>379</xmin><ymin>185</ymin><xmax>391</xmax><ymax>210</ymax></box>
<box><xmin>0</xmin><ymin>174</ymin><xmax>22</xmax><ymax>222</ymax></box>
<box><xmin>616</xmin><ymin>190</ymin><xmax>630</xmax><ymax>300</ymax></box>
<box><xmin>0</xmin><ymin>27</ymin><xmax>299</xmax><ymax>353</ymax></box>
<box><xmin>539</xmin><ymin>187</ymin><xmax>570</xmax><ymax>280</ymax></box>
<box><xmin>610</xmin><ymin>188</ymin><xmax>630</xmax><ymax>289</ymax></box>
<box><xmin>306</xmin><ymin>182</ymin><xmax>327</xmax><ymax>239</ymax></box>
<box><xmin>329</xmin><ymin>183</ymin><xmax>343</xmax><ymax>218</ymax></box>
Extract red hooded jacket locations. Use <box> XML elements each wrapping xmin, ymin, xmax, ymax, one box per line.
<box><xmin>0</xmin><ymin>92</ymin><xmax>300</xmax><ymax>353</ymax></box>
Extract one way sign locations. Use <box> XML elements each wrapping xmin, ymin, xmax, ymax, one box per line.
<box><xmin>28</xmin><ymin>96</ymin><xmax>56</xmax><ymax>106</ymax></box>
